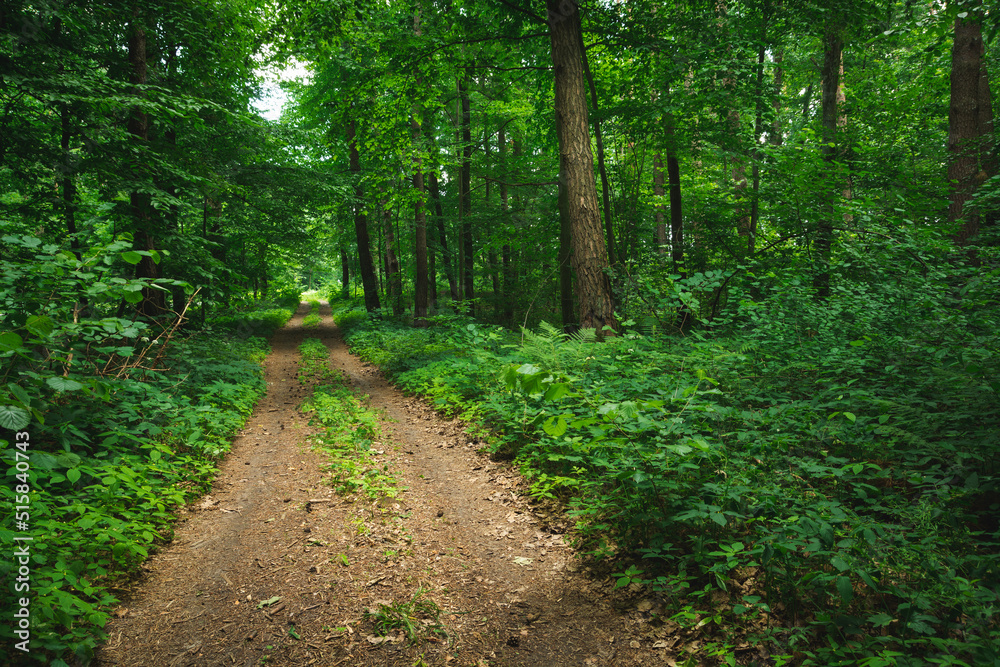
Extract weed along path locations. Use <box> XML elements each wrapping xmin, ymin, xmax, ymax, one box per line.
<box><xmin>96</xmin><ymin>304</ymin><xmax>663</xmax><ymax>667</ymax></box>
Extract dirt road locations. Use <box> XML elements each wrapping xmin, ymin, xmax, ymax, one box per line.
<box><xmin>95</xmin><ymin>303</ymin><xmax>662</xmax><ymax>667</ymax></box>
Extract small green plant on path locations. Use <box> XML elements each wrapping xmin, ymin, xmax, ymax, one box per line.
<box><xmin>365</xmin><ymin>588</ymin><xmax>448</xmax><ymax>645</ymax></box>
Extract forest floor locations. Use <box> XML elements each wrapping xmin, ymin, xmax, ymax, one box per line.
<box><xmin>93</xmin><ymin>303</ymin><xmax>677</xmax><ymax>667</ymax></box>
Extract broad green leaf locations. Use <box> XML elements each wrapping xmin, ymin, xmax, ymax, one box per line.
<box><xmin>868</xmin><ymin>612</ymin><xmax>894</xmax><ymax>627</ymax></box>
<box><xmin>121</xmin><ymin>251</ymin><xmax>142</xmax><ymax>264</ymax></box>
<box><xmin>830</xmin><ymin>556</ymin><xmax>850</xmax><ymax>572</ymax></box>
<box><xmin>843</xmin><ymin>412</ymin><xmax>856</xmax><ymax>423</ymax></box>
<box><xmin>26</xmin><ymin>315</ymin><xmax>55</xmax><ymax>338</ymax></box>
<box><xmin>0</xmin><ymin>405</ymin><xmax>30</xmax><ymax>430</ymax></box>
<box><xmin>8</xmin><ymin>383</ymin><xmax>32</xmax><ymax>408</ymax></box>
<box><xmin>542</xmin><ymin>382</ymin><xmax>570</xmax><ymax>402</ymax></box>
<box><xmin>66</xmin><ymin>468</ymin><xmax>81</xmax><ymax>484</ymax></box>
<box><xmin>46</xmin><ymin>377</ymin><xmax>85</xmax><ymax>392</ymax></box>
<box><xmin>836</xmin><ymin>576</ymin><xmax>853</xmax><ymax>604</ymax></box>
<box><xmin>710</xmin><ymin>512</ymin><xmax>727</xmax><ymax>527</ymax></box>
<box><xmin>542</xmin><ymin>416</ymin><xmax>568</xmax><ymax>438</ymax></box>
<box><xmin>0</xmin><ymin>332</ymin><xmax>24</xmax><ymax>352</ymax></box>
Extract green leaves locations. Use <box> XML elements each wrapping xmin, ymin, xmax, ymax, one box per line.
<box><xmin>46</xmin><ymin>377</ymin><xmax>86</xmax><ymax>392</ymax></box>
<box><xmin>0</xmin><ymin>405</ymin><xmax>30</xmax><ymax>430</ymax></box>
<box><xmin>0</xmin><ymin>332</ymin><xmax>23</xmax><ymax>353</ymax></box>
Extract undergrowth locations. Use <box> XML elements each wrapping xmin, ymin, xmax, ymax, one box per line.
<box><xmin>297</xmin><ymin>338</ymin><xmax>399</xmax><ymax>500</ymax></box>
<box><xmin>0</xmin><ymin>239</ymin><xmax>289</xmax><ymax>665</ymax></box>
<box><xmin>330</xmin><ymin>284</ymin><xmax>1000</xmax><ymax>666</ymax></box>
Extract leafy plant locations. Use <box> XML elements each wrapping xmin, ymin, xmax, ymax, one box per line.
<box><xmin>364</xmin><ymin>588</ymin><xmax>448</xmax><ymax>645</ymax></box>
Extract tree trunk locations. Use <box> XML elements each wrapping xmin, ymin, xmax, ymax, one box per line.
<box><xmin>499</xmin><ymin>124</ymin><xmax>514</xmax><ymax>326</ymax></box>
<box><xmin>558</xmin><ymin>177</ymin><xmax>575</xmax><ymax>331</ymax></box>
<box><xmin>412</xmin><ymin>128</ymin><xmax>428</xmax><ymax>323</ymax></box>
<box><xmin>579</xmin><ymin>22</ymin><xmax>615</xmax><ymax>267</ymax></box>
<box><xmin>949</xmin><ymin>2</ymin><xmax>996</xmax><ymax>244</ymax></box>
<box><xmin>814</xmin><ymin>28</ymin><xmax>842</xmax><ymax>300</ymax></box>
<box><xmin>428</xmin><ymin>170</ymin><xmax>457</xmax><ymax>299</ymax></box>
<box><xmin>750</xmin><ymin>42</ymin><xmax>766</xmax><ymax>254</ymax></box>
<box><xmin>347</xmin><ymin>116</ymin><xmax>381</xmax><ymax>313</ymax></box>
<box><xmin>340</xmin><ymin>243</ymin><xmax>350</xmax><ymax>300</ymax></box>
<box><xmin>653</xmin><ymin>153</ymin><xmax>667</xmax><ymax>254</ymax></box>
<box><xmin>547</xmin><ymin>0</ymin><xmax>616</xmax><ymax>334</ymax></box>
<box><xmin>60</xmin><ymin>104</ymin><xmax>80</xmax><ymax>259</ymax></box>
<box><xmin>412</xmin><ymin>9</ymin><xmax>428</xmax><ymax>324</ymax></box>
<box><xmin>460</xmin><ymin>69</ymin><xmax>474</xmax><ymax>314</ymax></box>
<box><xmin>771</xmin><ymin>49</ymin><xmax>785</xmax><ymax>146</ymax></box>
<box><xmin>382</xmin><ymin>188</ymin><xmax>403</xmax><ymax>316</ymax></box>
<box><xmin>127</xmin><ymin>7</ymin><xmax>164</xmax><ymax>317</ymax></box>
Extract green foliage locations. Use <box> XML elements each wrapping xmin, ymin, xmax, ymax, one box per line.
<box><xmin>0</xmin><ymin>330</ymin><xmax>270</xmax><ymax>664</ymax></box>
<box><xmin>364</xmin><ymin>588</ymin><xmax>447</xmax><ymax>645</ymax></box>
<box><xmin>343</xmin><ymin>254</ymin><xmax>1000</xmax><ymax>665</ymax></box>
<box><xmin>207</xmin><ymin>307</ymin><xmax>295</xmax><ymax>339</ymax></box>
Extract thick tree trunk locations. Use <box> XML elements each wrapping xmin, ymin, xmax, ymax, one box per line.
<box><xmin>127</xmin><ymin>8</ymin><xmax>164</xmax><ymax>317</ymax></box>
<box><xmin>460</xmin><ymin>70</ymin><xmax>474</xmax><ymax>314</ymax></box>
<box><xmin>949</xmin><ymin>3</ymin><xmax>996</xmax><ymax>244</ymax></box>
<box><xmin>814</xmin><ymin>29</ymin><xmax>842</xmax><ymax>300</ymax></box>
<box><xmin>579</xmin><ymin>24</ymin><xmax>615</xmax><ymax>267</ymax></box>
<box><xmin>347</xmin><ymin>117</ymin><xmax>381</xmax><ymax>313</ymax></box>
<box><xmin>547</xmin><ymin>0</ymin><xmax>616</xmax><ymax>334</ymax></box>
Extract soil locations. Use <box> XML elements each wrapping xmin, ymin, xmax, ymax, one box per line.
<box><xmin>94</xmin><ymin>303</ymin><xmax>678</xmax><ymax>667</ymax></box>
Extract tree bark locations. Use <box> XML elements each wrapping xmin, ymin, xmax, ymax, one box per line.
<box><xmin>499</xmin><ymin>124</ymin><xmax>514</xmax><ymax>326</ymax></box>
<box><xmin>750</xmin><ymin>42</ymin><xmax>766</xmax><ymax>254</ymax></box>
<box><xmin>653</xmin><ymin>153</ymin><xmax>667</xmax><ymax>254</ymax></box>
<box><xmin>412</xmin><ymin>133</ymin><xmax>428</xmax><ymax>322</ymax></box>
<box><xmin>814</xmin><ymin>28</ymin><xmax>842</xmax><ymax>300</ymax></box>
<box><xmin>428</xmin><ymin>170</ymin><xmax>457</xmax><ymax>299</ymax></box>
<box><xmin>381</xmin><ymin>188</ymin><xmax>403</xmax><ymax>316</ymax></box>
<box><xmin>949</xmin><ymin>2</ymin><xmax>996</xmax><ymax>244</ymax></box>
<box><xmin>460</xmin><ymin>69</ymin><xmax>475</xmax><ymax>314</ymax></box>
<box><xmin>579</xmin><ymin>22</ymin><xmax>615</xmax><ymax>267</ymax></box>
<box><xmin>547</xmin><ymin>0</ymin><xmax>616</xmax><ymax>334</ymax></box>
<box><xmin>127</xmin><ymin>7</ymin><xmax>164</xmax><ymax>317</ymax></box>
<box><xmin>771</xmin><ymin>49</ymin><xmax>785</xmax><ymax>146</ymax></box>
<box><xmin>412</xmin><ymin>9</ymin><xmax>428</xmax><ymax>324</ymax></box>
<box><xmin>340</xmin><ymin>243</ymin><xmax>350</xmax><ymax>300</ymax></box>
<box><xmin>347</xmin><ymin>116</ymin><xmax>381</xmax><ymax>313</ymax></box>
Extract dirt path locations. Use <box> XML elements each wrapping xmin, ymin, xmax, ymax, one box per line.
<box><xmin>95</xmin><ymin>304</ymin><xmax>664</xmax><ymax>667</ymax></box>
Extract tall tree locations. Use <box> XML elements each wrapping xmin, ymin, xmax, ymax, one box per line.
<box><xmin>347</xmin><ymin>116</ymin><xmax>381</xmax><ymax>313</ymax></box>
<box><xmin>459</xmin><ymin>69</ymin><xmax>475</xmax><ymax>313</ymax></box>
<box><xmin>546</xmin><ymin>0</ymin><xmax>617</xmax><ymax>333</ymax></box>
<box><xmin>126</xmin><ymin>7</ymin><xmax>165</xmax><ymax>317</ymax></box>
<box><xmin>412</xmin><ymin>7</ymin><xmax>429</xmax><ymax>325</ymax></box>
<box><xmin>948</xmin><ymin>0</ymin><xmax>996</xmax><ymax>244</ymax></box>
<box><xmin>813</xmin><ymin>25</ymin><xmax>843</xmax><ymax>300</ymax></box>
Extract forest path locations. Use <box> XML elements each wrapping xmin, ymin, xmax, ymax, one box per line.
<box><xmin>95</xmin><ymin>304</ymin><xmax>659</xmax><ymax>667</ymax></box>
